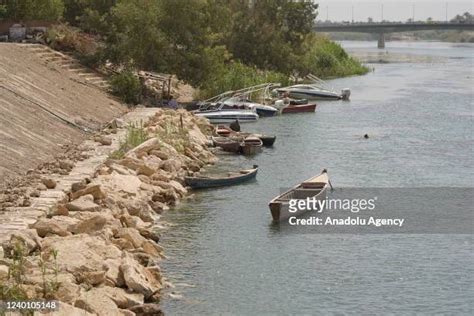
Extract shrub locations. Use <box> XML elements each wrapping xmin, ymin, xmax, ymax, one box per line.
<box><xmin>110</xmin><ymin>71</ymin><xmax>142</xmax><ymax>105</ymax></box>
<box><xmin>198</xmin><ymin>61</ymin><xmax>290</xmax><ymax>99</ymax></box>
<box><xmin>109</xmin><ymin>123</ymin><xmax>148</xmax><ymax>159</ymax></box>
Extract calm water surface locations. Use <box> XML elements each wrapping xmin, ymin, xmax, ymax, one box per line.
<box><xmin>161</xmin><ymin>41</ymin><xmax>473</xmax><ymax>315</ymax></box>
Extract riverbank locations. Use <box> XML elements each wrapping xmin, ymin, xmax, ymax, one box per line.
<box><xmin>0</xmin><ymin>109</ymin><xmax>216</xmax><ymax>315</ymax></box>
<box><xmin>158</xmin><ymin>41</ymin><xmax>473</xmax><ymax>314</ymax></box>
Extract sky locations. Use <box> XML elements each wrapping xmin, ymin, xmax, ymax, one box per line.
<box><xmin>314</xmin><ymin>0</ymin><xmax>473</xmax><ymax>22</ymax></box>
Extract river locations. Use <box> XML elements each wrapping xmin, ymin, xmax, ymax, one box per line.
<box><xmin>160</xmin><ymin>41</ymin><xmax>473</xmax><ymax>315</ymax></box>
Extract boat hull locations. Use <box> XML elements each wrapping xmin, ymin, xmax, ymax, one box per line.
<box><xmin>185</xmin><ymin>167</ymin><xmax>258</xmax><ymax>189</ymax></box>
<box><xmin>259</xmin><ymin>135</ymin><xmax>276</xmax><ymax>147</ymax></box>
<box><xmin>269</xmin><ymin>186</ymin><xmax>328</xmax><ymax>222</ymax></box>
<box><xmin>194</xmin><ymin>111</ymin><xmax>259</xmax><ymax>124</ymax></box>
<box><xmin>288</xmin><ymin>91</ymin><xmax>341</xmax><ymax>100</ymax></box>
<box><xmin>256</xmin><ymin>108</ymin><xmax>278</xmax><ymax>117</ymax></box>
<box><xmin>281</xmin><ymin>103</ymin><xmax>317</xmax><ymax>113</ymax></box>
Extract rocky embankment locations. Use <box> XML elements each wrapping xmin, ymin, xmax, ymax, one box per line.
<box><xmin>0</xmin><ymin>109</ymin><xmax>216</xmax><ymax>315</ymax></box>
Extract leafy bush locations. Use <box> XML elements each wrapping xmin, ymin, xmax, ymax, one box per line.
<box><xmin>198</xmin><ymin>61</ymin><xmax>290</xmax><ymax>99</ymax></box>
<box><xmin>46</xmin><ymin>24</ymin><xmax>99</xmax><ymax>56</ymax></box>
<box><xmin>110</xmin><ymin>71</ymin><xmax>142</xmax><ymax>105</ymax></box>
<box><xmin>4</xmin><ymin>0</ymin><xmax>64</xmax><ymax>21</ymax></box>
<box><xmin>301</xmin><ymin>35</ymin><xmax>369</xmax><ymax>78</ymax></box>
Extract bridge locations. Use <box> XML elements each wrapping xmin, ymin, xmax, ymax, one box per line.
<box><xmin>314</xmin><ymin>22</ymin><xmax>474</xmax><ymax>48</ymax></box>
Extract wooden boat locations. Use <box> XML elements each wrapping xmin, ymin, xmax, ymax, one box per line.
<box><xmin>258</xmin><ymin>135</ymin><xmax>276</xmax><ymax>147</ymax></box>
<box><xmin>185</xmin><ymin>165</ymin><xmax>258</xmax><ymax>189</ymax></box>
<box><xmin>216</xmin><ymin>125</ymin><xmax>232</xmax><ymax>136</ymax></box>
<box><xmin>215</xmin><ymin>127</ymin><xmax>276</xmax><ymax>147</ymax></box>
<box><xmin>240</xmin><ymin>136</ymin><xmax>263</xmax><ymax>155</ymax></box>
<box><xmin>212</xmin><ymin>136</ymin><xmax>241</xmax><ymax>153</ymax></box>
<box><xmin>281</xmin><ymin>103</ymin><xmax>317</xmax><ymax>114</ymax></box>
<box><xmin>268</xmin><ymin>170</ymin><xmax>329</xmax><ymax>222</ymax></box>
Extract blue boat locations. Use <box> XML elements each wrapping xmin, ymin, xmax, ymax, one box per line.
<box><xmin>185</xmin><ymin>165</ymin><xmax>258</xmax><ymax>189</ymax></box>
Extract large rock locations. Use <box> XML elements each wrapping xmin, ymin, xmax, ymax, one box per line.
<box><xmin>66</xmin><ymin>194</ymin><xmax>101</xmax><ymax>212</ymax></box>
<box><xmin>31</xmin><ymin>217</ymin><xmax>78</xmax><ymax>237</ymax></box>
<box><xmin>115</xmin><ymin>228</ymin><xmax>147</xmax><ymax>249</ymax></box>
<box><xmin>118</xmin><ymin>157</ymin><xmax>145</xmax><ymax>171</ymax></box>
<box><xmin>104</xmin><ymin>258</ymin><xmax>125</xmax><ymax>287</ymax></box>
<box><xmin>137</xmin><ymin>164</ymin><xmax>155</xmax><ymax>177</ymax></box>
<box><xmin>100</xmin><ymin>174</ymin><xmax>142</xmax><ymax>197</ymax></box>
<box><xmin>160</xmin><ymin>159</ymin><xmax>181</xmax><ymax>173</ymax></box>
<box><xmin>69</xmin><ymin>214</ymin><xmax>107</xmax><ymax>234</ymax></box>
<box><xmin>3</xmin><ymin>229</ymin><xmax>42</xmax><ymax>257</ymax></box>
<box><xmin>41</xmin><ymin>235</ymin><xmax>122</xmax><ymax>284</ymax></box>
<box><xmin>129</xmin><ymin>303</ymin><xmax>163</xmax><ymax>316</ymax></box>
<box><xmin>126</xmin><ymin>138</ymin><xmax>160</xmax><ymax>157</ymax></box>
<box><xmin>71</xmin><ymin>184</ymin><xmax>106</xmax><ymax>201</ymax></box>
<box><xmin>42</xmin><ymin>178</ymin><xmax>57</xmax><ymax>189</ymax></box>
<box><xmin>168</xmin><ymin>180</ymin><xmax>187</xmax><ymax>196</ymax></box>
<box><xmin>120</xmin><ymin>253</ymin><xmax>162</xmax><ymax>297</ymax></box>
<box><xmin>75</xmin><ymin>290</ymin><xmax>126</xmax><ymax>316</ymax></box>
<box><xmin>89</xmin><ymin>286</ymin><xmax>144</xmax><ymax>309</ymax></box>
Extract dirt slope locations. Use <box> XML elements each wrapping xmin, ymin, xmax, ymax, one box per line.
<box><xmin>0</xmin><ymin>43</ymin><xmax>126</xmax><ymax>183</ymax></box>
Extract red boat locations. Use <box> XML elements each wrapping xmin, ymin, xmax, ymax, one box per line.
<box><xmin>281</xmin><ymin>103</ymin><xmax>317</xmax><ymax>114</ymax></box>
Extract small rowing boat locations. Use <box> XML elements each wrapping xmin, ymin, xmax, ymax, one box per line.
<box><xmin>268</xmin><ymin>170</ymin><xmax>329</xmax><ymax>222</ymax></box>
<box><xmin>212</xmin><ymin>136</ymin><xmax>242</xmax><ymax>153</ymax></box>
<box><xmin>240</xmin><ymin>136</ymin><xmax>263</xmax><ymax>155</ymax></box>
<box><xmin>215</xmin><ymin>127</ymin><xmax>276</xmax><ymax>147</ymax></box>
<box><xmin>185</xmin><ymin>165</ymin><xmax>258</xmax><ymax>189</ymax></box>
<box><xmin>281</xmin><ymin>103</ymin><xmax>317</xmax><ymax>114</ymax></box>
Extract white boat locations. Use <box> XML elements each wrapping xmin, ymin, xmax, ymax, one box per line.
<box><xmin>275</xmin><ymin>75</ymin><xmax>350</xmax><ymax>101</ymax></box>
<box><xmin>268</xmin><ymin>170</ymin><xmax>329</xmax><ymax>222</ymax></box>
<box><xmin>194</xmin><ymin>83</ymin><xmax>280</xmax><ymax>123</ymax></box>
<box><xmin>193</xmin><ymin>103</ymin><xmax>259</xmax><ymax>124</ymax></box>
<box><xmin>222</xmin><ymin>97</ymin><xmax>279</xmax><ymax>117</ymax></box>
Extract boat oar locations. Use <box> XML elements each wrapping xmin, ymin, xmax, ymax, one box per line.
<box><xmin>328</xmin><ymin>179</ymin><xmax>334</xmax><ymax>191</ymax></box>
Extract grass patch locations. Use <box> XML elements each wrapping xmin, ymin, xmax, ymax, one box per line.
<box><xmin>109</xmin><ymin>123</ymin><xmax>148</xmax><ymax>159</ymax></box>
<box><xmin>156</xmin><ymin>120</ymin><xmax>190</xmax><ymax>154</ymax></box>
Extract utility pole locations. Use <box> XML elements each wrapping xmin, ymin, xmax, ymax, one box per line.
<box><xmin>381</xmin><ymin>4</ymin><xmax>384</xmax><ymax>22</ymax></box>
<box><xmin>326</xmin><ymin>5</ymin><xmax>328</xmax><ymax>21</ymax></box>
<box><xmin>412</xmin><ymin>3</ymin><xmax>415</xmax><ymax>21</ymax></box>
<box><xmin>352</xmin><ymin>5</ymin><xmax>354</xmax><ymax>23</ymax></box>
<box><xmin>445</xmin><ymin>2</ymin><xmax>448</xmax><ymax>22</ymax></box>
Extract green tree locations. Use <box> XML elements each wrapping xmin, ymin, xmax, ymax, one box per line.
<box><xmin>5</xmin><ymin>0</ymin><xmax>64</xmax><ymax>21</ymax></box>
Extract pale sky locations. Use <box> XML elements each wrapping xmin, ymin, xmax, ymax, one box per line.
<box><xmin>315</xmin><ymin>0</ymin><xmax>473</xmax><ymax>22</ymax></box>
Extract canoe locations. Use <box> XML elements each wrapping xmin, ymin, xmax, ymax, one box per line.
<box><xmin>258</xmin><ymin>135</ymin><xmax>276</xmax><ymax>147</ymax></box>
<box><xmin>281</xmin><ymin>103</ymin><xmax>317</xmax><ymax>114</ymax></box>
<box><xmin>212</xmin><ymin>136</ymin><xmax>241</xmax><ymax>153</ymax></box>
<box><xmin>240</xmin><ymin>136</ymin><xmax>263</xmax><ymax>156</ymax></box>
<box><xmin>215</xmin><ymin>127</ymin><xmax>276</xmax><ymax>147</ymax></box>
<box><xmin>185</xmin><ymin>165</ymin><xmax>258</xmax><ymax>189</ymax></box>
<box><xmin>268</xmin><ymin>170</ymin><xmax>329</xmax><ymax>222</ymax></box>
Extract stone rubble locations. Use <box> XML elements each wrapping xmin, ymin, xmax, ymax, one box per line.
<box><xmin>1</xmin><ymin>109</ymin><xmax>215</xmax><ymax>315</ymax></box>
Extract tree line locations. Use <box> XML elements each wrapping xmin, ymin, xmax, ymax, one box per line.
<box><xmin>1</xmin><ymin>0</ymin><xmax>368</xmax><ymax>99</ymax></box>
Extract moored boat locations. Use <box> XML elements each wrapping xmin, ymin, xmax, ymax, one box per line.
<box><xmin>222</xmin><ymin>98</ymin><xmax>279</xmax><ymax>117</ymax></box>
<box><xmin>215</xmin><ymin>127</ymin><xmax>276</xmax><ymax>147</ymax></box>
<box><xmin>268</xmin><ymin>170</ymin><xmax>329</xmax><ymax>222</ymax></box>
<box><xmin>194</xmin><ymin>107</ymin><xmax>259</xmax><ymax>124</ymax></box>
<box><xmin>240</xmin><ymin>136</ymin><xmax>263</xmax><ymax>155</ymax></box>
<box><xmin>212</xmin><ymin>136</ymin><xmax>242</xmax><ymax>153</ymax></box>
<box><xmin>281</xmin><ymin>103</ymin><xmax>317</xmax><ymax>114</ymax></box>
<box><xmin>257</xmin><ymin>135</ymin><xmax>276</xmax><ymax>147</ymax></box>
<box><xmin>185</xmin><ymin>165</ymin><xmax>258</xmax><ymax>189</ymax></box>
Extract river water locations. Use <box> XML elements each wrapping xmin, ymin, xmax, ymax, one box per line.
<box><xmin>161</xmin><ymin>41</ymin><xmax>473</xmax><ymax>315</ymax></box>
